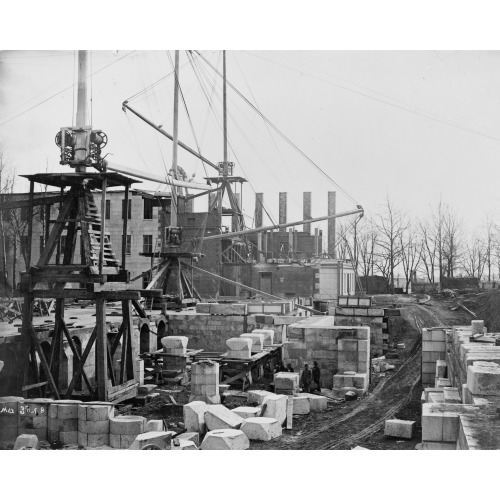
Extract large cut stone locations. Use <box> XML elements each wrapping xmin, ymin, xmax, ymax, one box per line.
<box><xmin>240</xmin><ymin>333</ymin><xmax>265</xmax><ymax>353</ymax></box>
<box><xmin>232</xmin><ymin>406</ymin><xmax>261</xmax><ymax>419</ymax></box>
<box><xmin>384</xmin><ymin>419</ymin><xmax>415</xmax><ymax>439</ymax></box>
<box><xmin>226</xmin><ymin>337</ymin><xmax>252</xmax><ymax>359</ymax></box>
<box><xmin>110</xmin><ymin>415</ymin><xmax>146</xmax><ymax>435</ymax></box>
<box><xmin>274</xmin><ymin>372</ymin><xmax>299</xmax><ymax>391</ymax></box>
<box><xmin>205</xmin><ymin>405</ymin><xmax>244</xmax><ymax>431</ymax></box>
<box><xmin>299</xmin><ymin>393</ymin><xmax>328</xmax><ymax>411</ymax></box>
<box><xmin>247</xmin><ymin>390</ymin><xmax>274</xmax><ymax>405</ymax></box>
<box><xmin>179</xmin><ymin>432</ymin><xmax>200</xmax><ymax>446</ymax></box>
<box><xmin>78</xmin><ymin>404</ymin><xmax>114</xmax><ymax>422</ymax></box>
<box><xmin>471</xmin><ymin>320</ymin><xmax>485</xmax><ymax>336</ymax></box>
<box><xmin>240</xmin><ymin>417</ymin><xmax>282</xmax><ymax>441</ymax></box>
<box><xmin>129</xmin><ymin>431</ymin><xmax>173</xmax><ymax>450</ymax></box>
<box><xmin>261</xmin><ymin>394</ymin><xmax>287</xmax><ymax>425</ymax></box>
<box><xmin>467</xmin><ymin>361</ymin><xmax>500</xmax><ymax>395</ymax></box>
<box><xmin>183</xmin><ymin>401</ymin><xmax>207</xmax><ymax>433</ymax></box>
<box><xmin>14</xmin><ymin>434</ymin><xmax>39</xmax><ymax>450</ymax></box>
<box><xmin>251</xmin><ymin>329</ymin><xmax>274</xmax><ymax>346</ymax></box>
<box><xmin>161</xmin><ymin>336</ymin><xmax>189</xmax><ymax>355</ymax></box>
<box><xmin>200</xmin><ymin>429</ymin><xmax>250</xmax><ymax>450</ymax></box>
<box><xmin>173</xmin><ymin>439</ymin><xmax>198</xmax><ymax>450</ymax></box>
<box><xmin>292</xmin><ymin>395</ymin><xmax>310</xmax><ymax>414</ymax></box>
<box><xmin>145</xmin><ymin>420</ymin><xmax>164</xmax><ymax>432</ymax></box>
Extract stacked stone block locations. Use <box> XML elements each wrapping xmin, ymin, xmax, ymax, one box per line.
<box><xmin>78</xmin><ymin>404</ymin><xmax>114</xmax><ymax>448</ymax></box>
<box><xmin>226</xmin><ymin>337</ymin><xmax>252</xmax><ymax>360</ymax></box>
<box><xmin>17</xmin><ymin>398</ymin><xmax>52</xmax><ymax>441</ymax></box>
<box><xmin>161</xmin><ymin>336</ymin><xmax>188</xmax><ymax>372</ymax></box>
<box><xmin>190</xmin><ymin>360</ymin><xmax>220</xmax><ymax>404</ymax></box>
<box><xmin>422</xmin><ymin>328</ymin><xmax>447</xmax><ymax>387</ymax></box>
<box><xmin>334</xmin><ymin>307</ymin><xmax>384</xmax><ymax>356</ymax></box>
<box><xmin>0</xmin><ymin>396</ymin><xmax>24</xmax><ymax>442</ymax></box>
<box><xmin>251</xmin><ymin>329</ymin><xmax>275</xmax><ymax>345</ymax></box>
<box><xmin>274</xmin><ymin>372</ymin><xmax>299</xmax><ymax>395</ymax></box>
<box><xmin>110</xmin><ymin>415</ymin><xmax>146</xmax><ymax>449</ymax></box>
<box><xmin>239</xmin><ymin>333</ymin><xmax>264</xmax><ymax>353</ymax></box>
<box><xmin>167</xmin><ymin>313</ymin><xmax>247</xmax><ymax>352</ymax></box>
<box><xmin>284</xmin><ymin>317</ymin><xmax>370</xmax><ymax>390</ymax></box>
<box><xmin>48</xmin><ymin>401</ymin><xmax>82</xmax><ymax>445</ymax></box>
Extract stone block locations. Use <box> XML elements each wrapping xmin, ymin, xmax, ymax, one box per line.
<box><xmin>292</xmin><ymin>395</ymin><xmax>310</xmax><ymax>414</ymax></box>
<box><xmin>210</xmin><ymin>303</ymin><xmax>248</xmax><ymax>316</ymax></box>
<box><xmin>14</xmin><ymin>434</ymin><xmax>39</xmax><ymax>450</ymax></box>
<box><xmin>180</xmin><ymin>432</ymin><xmax>199</xmax><ymax>446</ymax></box>
<box><xmin>189</xmin><ymin>395</ymin><xmax>221</xmax><ymax>405</ymax></box>
<box><xmin>262</xmin><ymin>394</ymin><xmax>288</xmax><ymax>425</ymax></box>
<box><xmin>200</xmin><ymin>429</ymin><xmax>250</xmax><ymax>450</ymax></box>
<box><xmin>129</xmin><ymin>431</ymin><xmax>173</xmax><ymax>450</ymax></box>
<box><xmin>232</xmin><ymin>407</ymin><xmax>261</xmax><ymax>419</ymax></box>
<box><xmin>183</xmin><ymin>401</ymin><xmax>207</xmax><ymax>433</ymax></box>
<box><xmin>422</xmin><ymin>404</ymin><xmax>443</xmax><ymax>441</ymax></box>
<box><xmin>304</xmin><ymin>393</ymin><xmax>328</xmax><ymax>411</ymax></box>
<box><xmin>240</xmin><ymin>417</ymin><xmax>282</xmax><ymax>441</ymax></box>
<box><xmin>443</xmin><ymin>387</ymin><xmax>461</xmax><ymax>404</ymax></box>
<box><xmin>173</xmin><ymin>440</ymin><xmax>198</xmax><ymax>450</ymax></box>
<box><xmin>78</xmin><ymin>404</ymin><xmax>114</xmax><ymax>422</ymax></box>
<box><xmin>247</xmin><ymin>390</ymin><xmax>274</xmax><ymax>405</ymax></box>
<box><xmin>161</xmin><ymin>336</ymin><xmax>189</xmax><ymax>355</ymax></box>
<box><xmin>78</xmin><ymin>431</ymin><xmax>88</xmax><ymax>447</ymax></box>
<box><xmin>85</xmin><ymin>433</ymin><xmax>109</xmax><ymax>448</ymax></box>
<box><xmin>421</xmin><ymin>441</ymin><xmax>457</xmax><ymax>450</ymax></box>
<box><xmin>435</xmin><ymin>360</ymin><xmax>447</xmax><ymax>378</ymax></box>
<box><xmin>471</xmin><ymin>320</ymin><xmax>485</xmax><ymax>336</ymax></box>
<box><xmin>78</xmin><ymin>419</ymin><xmax>109</xmax><ymax>434</ymax></box>
<box><xmin>384</xmin><ymin>419</ymin><xmax>415</xmax><ymax>439</ymax></box>
<box><xmin>59</xmin><ymin>430</ymin><xmax>78</xmax><ymax>444</ymax></box>
<box><xmin>205</xmin><ymin>405</ymin><xmax>244</xmax><ymax>430</ymax></box>
<box><xmin>196</xmin><ymin>303</ymin><xmax>211</xmax><ymax>314</ymax></box>
<box><xmin>240</xmin><ymin>333</ymin><xmax>265</xmax><ymax>352</ymax></box>
<box><xmin>110</xmin><ymin>415</ymin><xmax>146</xmax><ymax>435</ymax></box>
<box><xmin>226</xmin><ymin>337</ymin><xmax>252</xmax><ymax>359</ymax></box>
<box><xmin>56</xmin><ymin>403</ymin><xmax>79</xmax><ymax>420</ymax></box>
<box><xmin>467</xmin><ymin>362</ymin><xmax>500</xmax><ymax>395</ymax></box>
<box><xmin>145</xmin><ymin>420</ymin><xmax>164</xmax><ymax>432</ymax></box>
<box><xmin>274</xmin><ymin>372</ymin><xmax>299</xmax><ymax>391</ymax></box>
<box><xmin>338</xmin><ymin>339</ymin><xmax>358</xmax><ymax>352</ymax></box>
<box><xmin>251</xmin><ymin>328</ymin><xmax>275</xmax><ymax>345</ymax></box>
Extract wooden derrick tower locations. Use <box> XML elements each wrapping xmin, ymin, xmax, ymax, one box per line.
<box><xmin>17</xmin><ymin>51</ymin><xmax>143</xmax><ymax>402</ymax></box>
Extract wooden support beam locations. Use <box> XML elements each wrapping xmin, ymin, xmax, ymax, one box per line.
<box><xmin>95</xmin><ymin>297</ymin><xmax>108</xmax><ymax>401</ymax></box>
<box><xmin>65</xmin><ymin>326</ymin><xmax>96</xmax><ymax>398</ymax></box>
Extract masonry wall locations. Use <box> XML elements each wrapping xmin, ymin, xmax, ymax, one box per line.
<box><xmin>283</xmin><ymin>316</ymin><xmax>370</xmax><ymax>389</ymax></box>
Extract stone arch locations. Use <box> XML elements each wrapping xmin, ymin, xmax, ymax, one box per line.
<box><xmin>156</xmin><ymin>320</ymin><xmax>167</xmax><ymax>350</ymax></box>
<box><xmin>140</xmin><ymin>323</ymin><xmax>150</xmax><ymax>354</ymax></box>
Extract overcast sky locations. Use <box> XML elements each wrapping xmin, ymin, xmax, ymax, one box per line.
<box><xmin>1</xmin><ymin>50</ymin><xmax>500</xmax><ymax>237</ymax></box>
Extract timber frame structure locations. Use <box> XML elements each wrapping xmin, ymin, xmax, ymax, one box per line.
<box><xmin>17</xmin><ymin>171</ymin><xmax>147</xmax><ymax>402</ymax></box>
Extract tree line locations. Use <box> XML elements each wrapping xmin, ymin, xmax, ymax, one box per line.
<box><xmin>337</xmin><ymin>197</ymin><xmax>498</xmax><ymax>293</ymax></box>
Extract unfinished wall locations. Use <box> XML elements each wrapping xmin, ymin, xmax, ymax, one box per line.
<box><xmin>283</xmin><ymin>316</ymin><xmax>370</xmax><ymax>390</ymax></box>
<box><xmin>167</xmin><ymin>313</ymin><xmax>248</xmax><ymax>352</ymax></box>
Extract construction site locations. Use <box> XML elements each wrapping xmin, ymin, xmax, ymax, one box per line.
<box><xmin>2</xmin><ymin>47</ymin><xmax>500</xmax><ymax>459</ymax></box>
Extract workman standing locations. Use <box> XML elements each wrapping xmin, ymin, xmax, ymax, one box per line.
<box><xmin>285</xmin><ymin>363</ymin><xmax>294</xmax><ymax>372</ymax></box>
<box><xmin>300</xmin><ymin>363</ymin><xmax>312</xmax><ymax>393</ymax></box>
<box><xmin>312</xmin><ymin>361</ymin><xmax>321</xmax><ymax>392</ymax></box>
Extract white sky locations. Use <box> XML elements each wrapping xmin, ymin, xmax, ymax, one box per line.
<box><xmin>2</xmin><ymin>0</ymin><xmax>500</xmax><ymax>495</ymax></box>
<box><xmin>2</xmin><ymin>48</ymin><xmax>500</xmax><ymax>238</ymax></box>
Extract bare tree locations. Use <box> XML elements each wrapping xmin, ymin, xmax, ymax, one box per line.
<box><xmin>419</xmin><ymin>222</ymin><xmax>438</xmax><ymax>283</ymax></box>
<box><xmin>0</xmin><ymin>149</ymin><xmax>15</xmax><ymax>294</ymax></box>
<box><xmin>399</xmin><ymin>221</ymin><xmax>422</xmax><ymax>293</ymax></box>
<box><xmin>374</xmin><ymin>196</ymin><xmax>407</xmax><ymax>293</ymax></box>
<box><xmin>482</xmin><ymin>218</ymin><xmax>497</xmax><ymax>282</ymax></box>
<box><xmin>461</xmin><ymin>238</ymin><xmax>486</xmax><ymax>280</ymax></box>
<box><xmin>442</xmin><ymin>208</ymin><xmax>463</xmax><ymax>278</ymax></box>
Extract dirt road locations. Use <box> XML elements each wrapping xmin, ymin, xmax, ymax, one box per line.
<box><xmin>252</xmin><ymin>296</ymin><xmax>471</xmax><ymax>450</ymax></box>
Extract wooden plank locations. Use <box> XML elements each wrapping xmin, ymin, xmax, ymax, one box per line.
<box><xmin>32</xmin><ymin>289</ymin><xmax>95</xmax><ymax>300</ymax></box>
<box><xmin>65</xmin><ymin>326</ymin><xmax>97</xmax><ymax>398</ymax></box>
<box><xmin>95</xmin><ymin>297</ymin><xmax>108</xmax><ymax>401</ymax></box>
<box><xmin>22</xmin><ymin>381</ymin><xmax>48</xmax><ymax>391</ymax></box>
<box><xmin>286</xmin><ymin>395</ymin><xmax>293</xmax><ymax>430</ymax></box>
<box><xmin>99</xmin><ymin>291</ymin><xmax>141</xmax><ymax>300</ymax></box>
<box><xmin>31</xmin><ymin>273</ymin><xmax>107</xmax><ymax>284</ymax></box>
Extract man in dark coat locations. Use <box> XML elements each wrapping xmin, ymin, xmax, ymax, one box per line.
<box><xmin>312</xmin><ymin>361</ymin><xmax>321</xmax><ymax>392</ymax></box>
<box><xmin>300</xmin><ymin>363</ymin><xmax>312</xmax><ymax>393</ymax></box>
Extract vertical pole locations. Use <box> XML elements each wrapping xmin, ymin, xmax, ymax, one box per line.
<box><xmin>95</xmin><ymin>296</ymin><xmax>108</xmax><ymax>401</ymax></box>
<box><xmin>122</xmin><ymin>184</ymin><xmax>129</xmax><ymax>269</ymax></box>
<box><xmin>26</xmin><ymin>181</ymin><xmax>34</xmax><ymax>269</ymax></box>
<box><xmin>303</xmin><ymin>192</ymin><xmax>311</xmax><ymax>235</ymax></box>
<box><xmin>171</xmin><ymin>50</ymin><xmax>180</xmax><ymax>228</ymax></box>
<box><xmin>223</xmin><ymin>50</ymin><xmax>228</xmax><ymax>174</ymax></box>
<box><xmin>328</xmin><ymin>191</ymin><xmax>337</xmax><ymax>258</ymax></box>
<box><xmin>255</xmin><ymin>193</ymin><xmax>263</xmax><ymax>228</ymax></box>
<box><xmin>75</xmin><ymin>50</ymin><xmax>89</xmax><ymax>172</ymax></box>
<box><xmin>99</xmin><ymin>176</ymin><xmax>107</xmax><ymax>274</ymax></box>
<box><xmin>279</xmin><ymin>192</ymin><xmax>287</xmax><ymax>231</ymax></box>
<box><xmin>314</xmin><ymin>228</ymin><xmax>319</xmax><ymax>256</ymax></box>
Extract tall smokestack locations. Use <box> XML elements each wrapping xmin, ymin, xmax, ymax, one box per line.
<box><xmin>255</xmin><ymin>193</ymin><xmax>263</xmax><ymax>228</ymax></box>
<box><xmin>328</xmin><ymin>191</ymin><xmax>337</xmax><ymax>258</ymax></box>
<box><xmin>303</xmin><ymin>192</ymin><xmax>311</xmax><ymax>235</ymax></box>
<box><xmin>279</xmin><ymin>192</ymin><xmax>287</xmax><ymax>232</ymax></box>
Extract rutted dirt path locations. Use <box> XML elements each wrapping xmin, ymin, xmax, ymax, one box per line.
<box><xmin>253</xmin><ymin>298</ymin><xmax>470</xmax><ymax>450</ymax></box>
